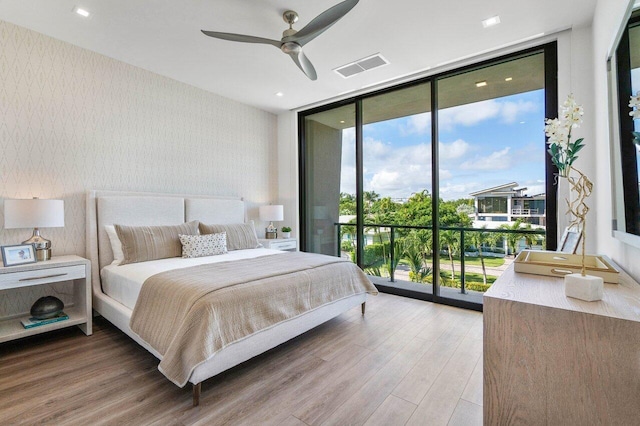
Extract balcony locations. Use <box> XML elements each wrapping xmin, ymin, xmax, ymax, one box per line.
<box><xmin>336</xmin><ymin>223</ymin><xmax>546</xmax><ymax>304</ymax></box>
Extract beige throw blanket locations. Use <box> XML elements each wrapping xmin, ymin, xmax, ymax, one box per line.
<box><xmin>129</xmin><ymin>252</ymin><xmax>378</xmax><ymax>386</ymax></box>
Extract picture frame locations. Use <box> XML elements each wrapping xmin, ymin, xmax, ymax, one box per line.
<box><xmin>1</xmin><ymin>243</ymin><xmax>37</xmax><ymax>267</ymax></box>
<box><xmin>558</xmin><ymin>227</ymin><xmax>582</xmax><ymax>254</ymax></box>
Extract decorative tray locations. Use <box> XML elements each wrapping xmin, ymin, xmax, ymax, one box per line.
<box><xmin>513</xmin><ymin>250</ymin><xmax>619</xmax><ymax>283</ymax></box>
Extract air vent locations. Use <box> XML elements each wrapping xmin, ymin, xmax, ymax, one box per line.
<box><xmin>334</xmin><ymin>53</ymin><xmax>389</xmax><ymax>78</ymax></box>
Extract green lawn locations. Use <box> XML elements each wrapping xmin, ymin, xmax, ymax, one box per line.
<box><xmin>424</xmin><ymin>255</ymin><xmax>505</xmax><ymax>268</ymax></box>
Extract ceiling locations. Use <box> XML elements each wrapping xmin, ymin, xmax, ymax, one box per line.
<box><xmin>0</xmin><ymin>0</ymin><xmax>596</xmax><ymax>114</ymax></box>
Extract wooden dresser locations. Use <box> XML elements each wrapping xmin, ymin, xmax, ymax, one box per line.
<box><xmin>483</xmin><ymin>263</ymin><xmax>640</xmax><ymax>424</ymax></box>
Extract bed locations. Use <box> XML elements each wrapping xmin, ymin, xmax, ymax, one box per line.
<box><xmin>86</xmin><ymin>190</ymin><xmax>376</xmax><ymax>406</ymax></box>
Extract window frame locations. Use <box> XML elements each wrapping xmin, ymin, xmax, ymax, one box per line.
<box><xmin>298</xmin><ymin>42</ymin><xmax>559</xmax><ymax>311</ymax></box>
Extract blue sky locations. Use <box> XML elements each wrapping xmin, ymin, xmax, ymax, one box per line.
<box><xmin>340</xmin><ymin>90</ymin><xmax>546</xmax><ymax>200</ymax></box>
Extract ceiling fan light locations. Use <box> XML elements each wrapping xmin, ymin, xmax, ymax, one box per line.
<box><xmin>72</xmin><ymin>6</ymin><xmax>90</xmax><ymax>18</ymax></box>
<box><xmin>482</xmin><ymin>16</ymin><xmax>501</xmax><ymax>28</ymax></box>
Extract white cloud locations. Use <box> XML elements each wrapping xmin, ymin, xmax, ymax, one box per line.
<box><xmin>500</xmin><ymin>100</ymin><xmax>537</xmax><ymax>123</ymax></box>
<box><xmin>439</xmin><ymin>100</ymin><xmax>501</xmax><ymax>131</ymax></box>
<box><xmin>404</xmin><ymin>113</ymin><xmax>431</xmax><ymax>135</ymax></box>
<box><xmin>460</xmin><ymin>147</ymin><xmax>512</xmax><ymax>170</ymax></box>
<box><xmin>439</xmin><ymin>181</ymin><xmax>483</xmax><ymax>199</ymax></box>
<box><xmin>436</xmin><ymin>98</ymin><xmax>540</xmax><ymax>132</ymax></box>
<box><xmin>439</xmin><ymin>139</ymin><xmax>470</xmax><ymax>160</ymax></box>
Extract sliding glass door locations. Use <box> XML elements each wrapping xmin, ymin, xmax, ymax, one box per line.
<box><xmin>299</xmin><ymin>43</ymin><xmax>557</xmax><ymax>310</ymax></box>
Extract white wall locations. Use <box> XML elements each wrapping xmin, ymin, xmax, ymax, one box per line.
<box><xmin>591</xmin><ymin>0</ymin><xmax>640</xmax><ymax>281</ymax></box>
<box><xmin>0</xmin><ymin>19</ymin><xmax>278</xmax><ymax>256</ymax></box>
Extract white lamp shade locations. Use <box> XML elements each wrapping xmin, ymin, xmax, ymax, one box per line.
<box><xmin>4</xmin><ymin>199</ymin><xmax>64</xmax><ymax>229</ymax></box>
<box><xmin>259</xmin><ymin>205</ymin><xmax>284</xmax><ymax>222</ymax></box>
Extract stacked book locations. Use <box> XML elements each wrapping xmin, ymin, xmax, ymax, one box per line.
<box><xmin>21</xmin><ymin>311</ymin><xmax>69</xmax><ymax>329</ymax></box>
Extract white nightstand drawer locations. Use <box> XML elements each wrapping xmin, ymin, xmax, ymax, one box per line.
<box><xmin>0</xmin><ymin>265</ymin><xmax>85</xmax><ymax>290</ymax></box>
<box><xmin>270</xmin><ymin>240</ymin><xmax>297</xmax><ymax>250</ymax></box>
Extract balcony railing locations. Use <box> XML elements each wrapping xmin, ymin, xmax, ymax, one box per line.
<box><xmin>511</xmin><ymin>208</ymin><xmax>545</xmax><ymax>215</ymax></box>
<box><xmin>335</xmin><ymin>222</ymin><xmax>546</xmax><ymax>295</ymax></box>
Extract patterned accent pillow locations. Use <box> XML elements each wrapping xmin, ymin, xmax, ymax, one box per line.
<box><xmin>179</xmin><ymin>232</ymin><xmax>228</xmax><ymax>258</ymax></box>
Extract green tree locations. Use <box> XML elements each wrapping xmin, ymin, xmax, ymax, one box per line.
<box><xmin>398</xmin><ymin>190</ymin><xmax>432</xmax><ymax>227</ymax></box>
<box><xmin>498</xmin><ymin>220</ymin><xmax>526</xmax><ymax>256</ymax></box>
<box><xmin>470</xmin><ymin>227</ymin><xmax>490</xmax><ymax>286</ymax></box>
<box><xmin>363</xmin><ymin>191</ymin><xmax>380</xmax><ymax>215</ymax></box>
<box><xmin>339</xmin><ymin>192</ymin><xmax>356</xmax><ymax>215</ymax></box>
<box><xmin>440</xmin><ymin>230</ymin><xmax>459</xmax><ymax>281</ymax></box>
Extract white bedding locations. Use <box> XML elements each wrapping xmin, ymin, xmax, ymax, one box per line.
<box><xmin>100</xmin><ymin>248</ymin><xmax>286</xmax><ymax>310</ymax></box>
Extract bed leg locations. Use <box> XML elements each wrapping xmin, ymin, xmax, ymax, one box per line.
<box><xmin>193</xmin><ymin>382</ymin><xmax>201</xmax><ymax>407</ymax></box>
<box><xmin>361</xmin><ymin>302</ymin><xmax>366</xmax><ymax>315</ymax></box>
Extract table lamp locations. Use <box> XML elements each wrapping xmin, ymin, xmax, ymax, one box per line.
<box><xmin>259</xmin><ymin>205</ymin><xmax>284</xmax><ymax>239</ymax></box>
<box><xmin>4</xmin><ymin>198</ymin><xmax>65</xmax><ymax>261</ymax></box>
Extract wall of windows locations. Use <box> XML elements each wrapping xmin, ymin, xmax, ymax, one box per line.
<box><xmin>299</xmin><ymin>43</ymin><xmax>558</xmax><ymax>310</ymax></box>
<box><xmin>478</xmin><ymin>198</ymin><xmax>508</xmax><ymax>214</ymax></box>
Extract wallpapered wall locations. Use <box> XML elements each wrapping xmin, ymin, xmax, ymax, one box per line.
<box><xmin>0</xmin><ymin>20</ymin><xmax>277</xmax><ymax>315</ymax></box>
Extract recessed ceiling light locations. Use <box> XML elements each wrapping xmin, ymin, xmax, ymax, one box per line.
<box><xmin>275</xmin><ymin>92</ymin><xmax>284</xmax><ymax>97</ymax></box>
<box><xmin>482</xmin><ymin>16</ymin><xmax>501</xmax><ymax>28</ymax></box>
<box><xmin>505</xmin><ymin>77</ymin><xmax>513</xmax><ymax>82</ymax></box>
<box><xmin>340</xmin><ymin>120</ymin><xmax>345</xmax><ymax>124</ymax></box>
<box><xmin>72</xmin><ymin>6</ymin><xmax>90</xmax><ymax>18</ymax></box>
<box><xmin>476</xmin><ymin>81</ymin><xmax>487</xmax><ymax>88</ymax></box>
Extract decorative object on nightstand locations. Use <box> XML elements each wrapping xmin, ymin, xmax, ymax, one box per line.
<box><xmin>259</xmin><ymin>204</ymin><xmax>283</xmax><ymax>239</ymax></box>
<box><xmin>1</xmin><ymin>243</ymin><xmax>37</xmax><ymax>267</ymax></box>
<box><xmin>281</xmin><ymin>226</ymin><xmax>292</xmax><ymax>239</ymax></box>
<box><xmin>30</xmin><ymin>295</ymin><xmax>64</xmax><ymax>319</ymax></box>
<box><xmin>544</xmin><ymin>94</ymin><xmax>603</xmax><ymax>301</ymax></box>
<box><xmin>4</xmin><ymin>198</ymin><xmax>64</xmax><ymax>261</ymax></box>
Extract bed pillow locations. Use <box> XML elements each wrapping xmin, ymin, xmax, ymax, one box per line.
<box><xmin>179</xmin><ymin>233</ymin><xmax>227</xmax><ymax>258</ymax></box>
<box><xmin>104</xmin><ymin>225</ymin><xmax>124</xmax><ymax>265</ymax></box>
<box><xmin>115</xmin><ymin>221</ymin><xmax>199</xmax><ymax>265</ymax></box>
<box><xmin>199</xmin><ymin>221</ymin><xmax>261</xmax><ymax>251</ymax></box>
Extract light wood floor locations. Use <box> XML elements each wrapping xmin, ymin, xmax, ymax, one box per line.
<box><xmin>0</xmin><ymin>293</ymin><xmax>483</xmax><ymax>425</ymax></box>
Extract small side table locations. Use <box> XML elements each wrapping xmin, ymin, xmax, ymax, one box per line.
<box><xmin>259</xmin><ymin>238</ymin><xmax>298</xmax><ymax>252</ymax></box>
<box><xmin>0</xmin><ymin>255</ymin><xmax>92</xmax><ymax>343</ymax></box>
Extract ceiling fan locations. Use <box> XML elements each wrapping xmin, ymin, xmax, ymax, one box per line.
<box><xmin>201</xmin><ymin>0</ymin><xmax>359</xmax><ymax>81</ymax></box>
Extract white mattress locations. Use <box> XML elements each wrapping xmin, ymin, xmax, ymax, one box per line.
<box><xmin>100</xmin><ymin>248</ymin><xmax>286</xmax><ymax>310</ymax></box>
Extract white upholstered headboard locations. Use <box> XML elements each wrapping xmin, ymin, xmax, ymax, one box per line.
<box><xmin>86</xmin><ymin>190</ymin><xmax>244</xmax><ymax>296</ymax></box>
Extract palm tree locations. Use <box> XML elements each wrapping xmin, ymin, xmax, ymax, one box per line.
<box><xmin>498</xmin><ymin>219</ymin><xmax>525</xmax><ymax>256</ymax></box>
<box><xmin>402</xmin><ymin>235</ymin><xmax>432</xmax><ymax>283</ymax></box>
<box><xmin>440</xmin><ymin>230</ymin><xmax>459</xmax><ymax>281</ymax></box>
<box><xmin>363</xmin><ymin>191</ymin><xmax>380</xmax><ymax>215</ymax></box>
<box><xmin>470</xmin><ymin>227</ymin><xmax>490</xmax><ymax>286</ymax></box>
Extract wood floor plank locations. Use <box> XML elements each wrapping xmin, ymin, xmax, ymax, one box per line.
<box><xmin>405</xmin><ymin>332</ymin><xmax>483</xmax><ymax>426</ymax></box>
<box><xmin>0</xmin><ymin>293</ymin><xmax>484</xmax><ymax>425</ymax></box>
<box><xmin>320</xmin><ymin>336</ymin><xmax>432</xmax><ymax>426</ymax></box>
<box><xmin>391</xmin><ymin>329</ymin><xmax>465</xmax><ymax>405</ymax></box>
<box><xmin>294</xmin><ymin>325</ymin><xmax>419</xmax><ymax>425</ymax></box>
<box><xmin>447</xmin><ymin>399</ymin><xmax>483</xmax><ymax>426</ymax></box>
<box><xmin>461</xmin><ymin>356</ymin><xmax>483</xmax><ymax>406</ymax></box>
<box><xmin>363</xmin><ymin>395</ymin><xmax>417</xmax><ymax>426</ymax></box>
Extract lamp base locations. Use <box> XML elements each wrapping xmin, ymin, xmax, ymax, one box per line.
<box><xmin>35</xmin><ymin>248</ymin><xmax>52</xmax><ymax>261</ymax></box>
<box><xmin>22</xmin><ymin>228</ymin><xmax>52</xmax><ymax>261</ymax></box>
<box><xmin>265</xmin><ymin>230</ymin><xmax>277</xmax><ymax>239</ymax></box>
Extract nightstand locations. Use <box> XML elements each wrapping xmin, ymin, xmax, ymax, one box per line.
<box><xmin>259</xmin><ymin>238</ymin><xmax>298</xmax><ymax>251</ymax></box>
<box><xmin>0</xmin><ymin>255</ymin><xmax>92</xmax><ymax>343</ymax></box>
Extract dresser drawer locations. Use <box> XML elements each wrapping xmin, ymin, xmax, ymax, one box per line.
<box><xmin>0</xmin><ymin>265</ymin><xmax>86</xmax><ymax>290</ymax></box>
<box><xmin>270</xmin><ymin>240</ymin><xmax>297</xmax><ymax>250</ymax></box>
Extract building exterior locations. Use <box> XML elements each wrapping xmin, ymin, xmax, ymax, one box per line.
<box><xmin>470</xmin><ymin>182</ymin><xmax>546</xmax><ymax>228</ymax></box>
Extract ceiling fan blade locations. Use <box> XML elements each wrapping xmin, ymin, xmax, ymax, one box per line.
<box><xmin>285</xmin><ymin>0</ymin><xmax>359</xmax><ymax>46</ymax></box>
<box><xmin>201</xmin><ymin>30</ymin><xmax>281</xmax><ymax>48</ymax></box>
<box><xmin>288</xmin><ymin>49</ymin><xmax>318</xmax><ymax>81</ymax></box>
